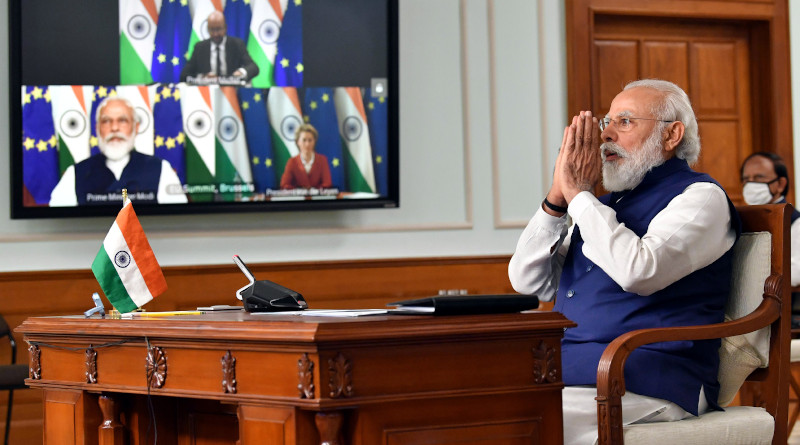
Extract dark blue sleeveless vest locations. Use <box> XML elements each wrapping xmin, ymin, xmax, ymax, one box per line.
<box><xmin>554</xmin><ymin>157</ymin><xmax>741</xmax><ymax>415</ymax></box>
<box><xmin>74</xmin><ymin>151</ymin><xmax>162</xmax><ymax>205</ymax></box>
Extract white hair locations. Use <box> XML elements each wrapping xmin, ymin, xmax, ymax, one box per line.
<box><xmin>623</xmin><ymin>79</ymin><xmax>700</xmax><ymax>165</ymax></box>
<box><xmin>94</xmin><ymin>96</ymin><xmax>140</xmax><ymax>126</ymax></box>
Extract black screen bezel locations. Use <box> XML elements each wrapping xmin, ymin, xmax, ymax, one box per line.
<box><xmin>9</xmin><ymin>0</ymin><xmax>399</xmax><ymax>219</ymax></box>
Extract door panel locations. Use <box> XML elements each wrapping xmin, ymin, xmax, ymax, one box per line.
<box><xmin>591</xmin><ymin>16</ymin><xmax>752</xmax><ymax>202</ymax></box>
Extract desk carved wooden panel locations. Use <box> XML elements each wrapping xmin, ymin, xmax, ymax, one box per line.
<box><xmin>19</xmin><ymin>311</ymin><xmax>573</xmax><ymax>445</ymax></box>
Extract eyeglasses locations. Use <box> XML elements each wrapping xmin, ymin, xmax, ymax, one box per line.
<box><xmin>599</xmin><ymin>116</ymin><xmax>675</xmax><ymax>132</ymax></box>
<box><xmin>741</xmin><ymin>176</ymin><xmax>779</xmax><ymax>185</ymax></box>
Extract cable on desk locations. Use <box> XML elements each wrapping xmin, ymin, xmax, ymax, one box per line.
<box><xmin>27</xmin><ymin>338</ymin><xmax>138</xmax><ymax>351</ymax></box>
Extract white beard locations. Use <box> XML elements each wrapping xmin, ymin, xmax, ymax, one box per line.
<box><xmin>99</xmin><ymin>132</ymin><xmax>135</xmax><ymax>161</ymax></box>
<box><xmin>601</xmin><ymin>128</ymin><xmax>666</xmax><ymax>192</ymax></box>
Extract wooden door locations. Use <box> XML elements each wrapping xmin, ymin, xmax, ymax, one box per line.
<box><xmin>566</xmin><ymin>0</ymin><xmax>794</xmax><ymax>205</ymax></box>
<box><xmin>592</xmin><ymin>16</ymin><xmax>752</xmax><ymax>203</ymax></box>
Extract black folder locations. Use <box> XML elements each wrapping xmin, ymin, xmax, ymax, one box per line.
<box><xmin>387</xmin><ymin>294</ymin><xmax>539</xmax><ymax>316</ymax></box>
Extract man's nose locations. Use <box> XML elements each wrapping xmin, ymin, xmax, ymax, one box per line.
<box><xmin>601</xmin><ymin>125</ymin><xmax>615</xmax><ymax>142</ymax></box>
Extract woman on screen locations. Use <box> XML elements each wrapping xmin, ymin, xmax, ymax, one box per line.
<box><xmin>280</xmin><ymin>124</ymin><xmax>333</xmax><ymax>190</ymax></box>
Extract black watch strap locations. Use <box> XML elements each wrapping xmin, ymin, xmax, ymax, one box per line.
<box><xmin>543</xmin><ymin>197</ymin><xmax>568</xmax><ymax>213</ymax></box>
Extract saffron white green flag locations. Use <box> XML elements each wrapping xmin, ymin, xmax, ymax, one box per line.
<box><xmin>92</xmin><ymin>199</ymin><xmax>167</xmax><ymax>313</ymax></box>
<box><xmin>334</xmin><ymin>87</ymin><xmax>376</xmax><ymax>193</ymax></box>
<box><xmin>214</xmin><ymin>86</ymin><xmax>253</xmax><ymax>188</ymax></box>
<box><xmin>116</xmin><ymin>85</ymin><xmax>156</xmax><ymax>155</ymax></box>
<box><xmin>49</xmin><ymin>85</ymin><xmax>93</xmax><ymax>173</ymax></box>
<box><xmin>267</xmin><ymin>87</ymin><xmax>301</xmax><ymax>179</ymax></box>
<box><xmin>248</xmin><ymin>0</ymin><xmax>287</xmax><ymax>87</ymax></box>
<box><xmin>187</xmin><ymin>0</ymin><xmax>220</xmax><ymax>60</ymax></box>
<box><xmin>119</xmin><ymin>0</ymin><xmax>158</xmax><ymax>85</ymax></box>
<box><xmin>180</xmin><ymin>85</ymin><xmax>217</xmax><ymax>200</ymax></box>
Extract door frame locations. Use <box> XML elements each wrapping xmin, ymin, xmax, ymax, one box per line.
<box><xmin>565</xmin><ymin>0</ymin><xmax>794</xmax><ymax>202</ymax></box>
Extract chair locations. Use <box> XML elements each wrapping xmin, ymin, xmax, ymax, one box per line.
<box><xmin>594</xmin><ymin>204</ymin><xmax>791</xmax><ymax>445</ymax></box>
<box><xmin>0</xmin><ymin>315</ymin><xmax>31</xmax><ymax>445</ymax></box>
<box><xmin>788</xmin><ymin>338</ymin><xmax>800</xmax><ymax>434</ymax></box>
<box><xmin>788</xmin><ymin>285</ymin><xmax>800</xmax><ymax>435</ymax></box>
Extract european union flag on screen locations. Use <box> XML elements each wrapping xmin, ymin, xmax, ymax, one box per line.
<box><xmin>151</xmin><ymin>0</ymin><xmax>192</xmax><ymax>84</ymax></box>
<box><xmin>21</xmin><ymin>86</ymin><xmax>59</xmax><ymax>205</ymax></box>
<box><xmin>238</xmin><ymin>88</ymin><xmax>276</xmax><ymax>192</ymax></box>
<box><xmin>224</xmin><ymin>0</ymin><xmax>252</xmax><ymax>42</ymax></box>
<box><xmin>303</xmin><ymin>88</ymin><xmax>345</xmax><ymax>191</ymax></box>
<box><xmin>153</xmin><ymin>85</ymin><xmax>186</xmax><ymax>184</ymax></box>
<box><xmin>365</xmin><ymin>90</ymin><xmax>389</xmax><ymax>197</ymax></box>
<box><xmin>273</xmin><ymin>0</ymin><xmax>302</xmax><ymax>87</ymax></box>
<box><xmin>89</xmin><ymin>86</ymin><xmax>118</xmax><ymax>157</ymax></box>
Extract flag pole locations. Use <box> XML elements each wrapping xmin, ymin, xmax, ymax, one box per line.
<box><xmin>122</xmin><ymin>188</ymin><xmax>128</xmax><ymax>207</ymax></box>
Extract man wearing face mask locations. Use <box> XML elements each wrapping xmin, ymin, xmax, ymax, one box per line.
<box><xmin>49</xmin><ymin>97</ymin><xmax>187</xmax><ymax>206</ymax></box>
<box><xmin>740</xmin><ymin>152</ymin><xmax>800</xmax><ymax>287</ymax></box>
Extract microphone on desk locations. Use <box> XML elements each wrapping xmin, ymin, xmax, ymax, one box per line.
<box><xmin>233</xmin><ymin>255</ymin><xmax>308</xmax><ymax>312</ymax></box>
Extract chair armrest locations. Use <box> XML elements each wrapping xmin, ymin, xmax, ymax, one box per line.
<box><xmin>596</xmin><ymin>273</ymin><xmax>782</xmax><ymax>445</ymax></box>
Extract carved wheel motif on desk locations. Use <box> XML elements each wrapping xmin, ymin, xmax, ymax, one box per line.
<box><xmin>146</xmin><ymin>346</ymin><xmax>167</xmax><ymax>388</ymax></box>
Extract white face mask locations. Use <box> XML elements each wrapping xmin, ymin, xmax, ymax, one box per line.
<box><xmin>742</xmin><ymin>181</ymin><xmax>776</xmax><ymax>205</ymax></box>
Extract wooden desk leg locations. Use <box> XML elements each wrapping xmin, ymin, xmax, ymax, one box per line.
<box><xmin>315</xmin><ymin>411</ymin><xmax>343</xmax><ymax>445</ymax></box>
<box><xmin>98</xmin><ymin>394</ymin><xmax>124</xmax><ymax>445</ymax></box>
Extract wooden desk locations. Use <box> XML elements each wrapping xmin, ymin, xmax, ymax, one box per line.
<box><xmin>17</xmin><ymin>311</ymin><xmax>573</xmax><ymax>445</ymax></box>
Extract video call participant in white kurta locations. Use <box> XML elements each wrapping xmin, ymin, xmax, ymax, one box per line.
<box><xmin>49</xmin><ymin>97</ymin><xmax>187</xmax><ymax>206</ymax></box>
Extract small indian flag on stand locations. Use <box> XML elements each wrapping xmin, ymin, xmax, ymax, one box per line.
<box><xmin>92</xmin><ymin>198</ymin><xmax>167</xmax><ymax>313</ymax></box>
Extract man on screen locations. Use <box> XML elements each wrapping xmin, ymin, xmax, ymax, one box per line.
<box><xmin>180</xmin><ymin>11</ymin><xmax>259</xmax><ymax>83</ymax></box>
<box><xmin>49</xmin><ymin>97</ymin><xmax>187</xmax><ymax>206</ymax></box>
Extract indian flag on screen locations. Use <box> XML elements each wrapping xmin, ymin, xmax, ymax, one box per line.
<box><xmin>334</xmin><ymin>87</ymin><xmax>376</xmax><ymax>193</ymax></box>
<box><xmin>92</xmin><ymin>199</ymin><xmax>167</xmax><ymax>313</ymax></box>
<box><xmin>49</xmin><ymin>85</ymin><xmax>93</xmax><ymax>174</ymax></box>
<box><xmin>248</xmin><ymin>0</ymin><xmax>286</xmax><ymax>88</ymax></box>
<box><xmin>213</xmin><ymin>86</ymin><xmax>253</xmax><ymax>200</ymax></box>
<box><xmin>119</xmin><ymin>0</ymin><xmax>158</xmax><ymax>85</ymax></box>
<box><xmin>267</xmin><ymin>87</ymin><xmax>301</xmax><ymax>179</ymax></box>
<box><xmin>180</xmin><ymin>85</ymin><xmax>217</xmax><ymax>201</ymax></box>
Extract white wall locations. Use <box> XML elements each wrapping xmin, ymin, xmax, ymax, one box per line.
<box><xmin>0</xmin><ymin>0</ymin><xmax>568</xmax><ymax>272</ymax></box>
<box><xmin>791</xmin><ymin>1</ymin><xmax>800</xmax><ymax>202</ymax></box>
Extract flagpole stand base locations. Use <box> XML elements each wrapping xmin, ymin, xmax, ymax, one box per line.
<box><xmin>84</xmin><ymin>293</ymin><xmax>106</xmax><ymax>318</ymax></box>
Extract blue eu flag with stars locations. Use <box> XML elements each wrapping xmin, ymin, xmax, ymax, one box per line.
<box><xmin>22</xmin><ymin>86</ymin><xmax>60</xmax><ymax>205</ymax></box>
<box><xmin>238</xmin><ymin>88</ymin><xmax>277</xmax><ymax>192</ymax></box>
<box><xmin>151</xmin><ymin>0</ymin><xmax>192</xmax><ymax>83</ymax></box>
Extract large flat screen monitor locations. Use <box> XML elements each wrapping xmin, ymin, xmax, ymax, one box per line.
<box><xmin>10</xmin><ymin>0</ymin><xmax>399</xmax><ymax>218</ymax></box>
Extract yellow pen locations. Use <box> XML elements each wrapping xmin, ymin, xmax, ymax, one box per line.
<box><xmin>120</xmin><ymin>311</ymin><xmax>204</xmax><ymax>319</ymax></box>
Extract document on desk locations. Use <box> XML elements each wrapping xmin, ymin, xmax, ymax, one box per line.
<box><xmin>252</xmin><ymin>309</ymin><xmax>388</xmax><ymax>317</ymax></box>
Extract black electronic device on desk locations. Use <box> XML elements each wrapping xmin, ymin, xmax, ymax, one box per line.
<box><xmin>388</xmin><ymin>294</ymin><xmax>539</xmax><ymax>315</ymax></box>
<box><xmin>233</xmin><ymin>255</ymin><xmax>308</xmax><ymax>312</ymax></box>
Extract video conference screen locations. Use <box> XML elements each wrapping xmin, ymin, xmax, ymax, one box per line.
<box><xmin>11</xmin><ymin>0</ymin><xmax>399</xmax><ymax>218</ymax></box>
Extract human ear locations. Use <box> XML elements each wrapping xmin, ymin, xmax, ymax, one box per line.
<box><xmin>663</xmin><ymin>121</ymin><xmax>685</xmax><ymax>153</ymax></box>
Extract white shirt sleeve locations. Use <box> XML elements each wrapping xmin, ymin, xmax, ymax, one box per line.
<box><xmin>157</xmin><ymin>160</ymin><xmax>188</xmax><ymax>204</ymax></box>
<box><xmin>567</xmin><ymin>183</ymin><xmax>736</xmax><ymax>296</ymax></box>
<box><xmin>48</xmin><ymin>166</ymin><xmax>78</xmax><ymax>207</ymax></box>
<box><xmin>508</xmin><ymin>207</ymin><xmax>572</xmax><ymax>301</ymax></box>
<box><xmin>790</xmin><ymin>217</ymin><xmax>800</xmax><ymax>287</ymax></box>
